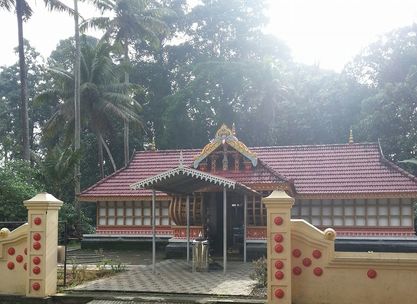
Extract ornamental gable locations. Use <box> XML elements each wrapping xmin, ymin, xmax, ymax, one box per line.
<box><xmin>193</xmin><ymin>124</ymin><xmax>257</xmax><ymax>173</ymax></box>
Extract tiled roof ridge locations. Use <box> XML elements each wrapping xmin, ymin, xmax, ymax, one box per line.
<box><xmin>250</xmin><ymin>142</ymin><xmax>378</xmax><ymax>150</ymax></box>
<box><xmin>257</xmin><ymin>158</ymin><xmax>289</xmax><ymax>182</ymax></box>
<box><xmin>378</xmin><ymin>151</ymin><xmax>417</xmax><ymax>184</ymax></box>
<box><xmin>127</xmin><ymin>142</ymin><xmax>379</xmax><ymax>154</ymax></box>
<box><xmin>133</xmin><ymin>148</ymin><xmax>200</xmax><ymax>154</ymax></box>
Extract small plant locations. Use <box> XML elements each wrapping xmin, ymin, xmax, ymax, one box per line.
<box><xmin>96</xmin><ymin>257</ymin><xmax>126</xmax><ymax>273</ymax></box>
<box><xmin>94</xmin><ymin>248</ymin><xmax>104</xmax><ymax>256</ymax></box>
<box><xmin>96</xmin><ymin>258</ymin><xmax>112</xmax><ymax>271</ymax></box>
<box><xmin>70</xmin><ymin>258</ymin><xmax>78</xmax><ymax>281</ymax></box>
<box><xmin>110</xmin><ymin>260</ymin><xmax>126</xmax><ymax>273</ymax></box>
<box><xmin>250</xmin><ymin>256</ymin><xmax>267</xmax><ymax>287</ymax></box>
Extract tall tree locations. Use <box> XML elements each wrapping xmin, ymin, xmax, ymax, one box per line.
<box><xmin>0</xmin><ymin>41</ymin><xmax>48</xmax><ymax>163</ymax></box>
<box><xmin>82</xmin><ymin>0</ymin><xmax>172</xmax><ymax>165</ymax></box>
<box><xmin>0</xmin><ymin>0</ymin><xmax>74</xmax><ymax>161</ymax></box>
<box><xmin>346</xmin><ymin>25</ymin><xmax>417</xmax><ymax>166</ymax></box>
<box><xmin>38</xmin><ymin>39</ymin><xmax>141</xmax><ymax>177</ymax></box>
<box><xmin>154</xmin><ymin>0</ymin><xmax>292</xmax><ymax>148</ymax></box>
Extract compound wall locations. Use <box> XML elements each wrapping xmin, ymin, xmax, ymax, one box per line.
<box><xmin>263</xmin><ymin>191</ymin><xmax>417</xmax><ymax>304</ymax></box>
<box><xmin>0</xmin><ymin>193</ymin><xmax>63</xmax><ymax>298</ymax></box>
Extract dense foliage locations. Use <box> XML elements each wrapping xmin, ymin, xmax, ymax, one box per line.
<box><xmin>0</xmin><ymin>160</ymin><xmax>43</xmax><ymax>221</ymax></box>
<box><xmin>1</xmin><ymin>0</ymin><xmax>417</xmax><ymax>231</ymax></box>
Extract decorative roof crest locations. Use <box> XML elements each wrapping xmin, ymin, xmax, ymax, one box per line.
<box><xmin>178</xmin><ymin>150</ymin><xmax>184</xmax><ymax>168</ymax></box>
<box><xmin>349</xmin><ymin>128</ymin><xmax>354</xmax><ymax>144</ymax></box>
<box><xmin>193</xmin><ymin>124</ymin><xmax>257</xmax><ymax>168</ymax></box>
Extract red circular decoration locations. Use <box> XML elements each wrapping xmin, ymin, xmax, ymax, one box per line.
<box><xmin>7</xmin><ymin>247</ymin><xmax>15</xmax><ymax>256</ymax></box>
<box><xmin>24</xmin><ymin>263</ymin><xmax>27</xmax><ymax>271</ymax></box>
<box><xmin>292</xmin><ymin>249</ymin><xmax>302</xmax><ymax>258</ymax></box>
<box><xmin>314</xmin><ymin>267</ymin><xmax>323</xmax><ymax>276</ymax></box>
<box><xmin>32</xmin><ymin>282</ymin><xmax>40</xmax><ymax>291</ymax></box>
<box><xmin>303</xmin><ymin>257</ymin><xmax>312</xmax><ymax>267</ymax></box>
<box><xmin>33</xmin><ymin>242</ymin><xmax>41</xmax><ymax>250</ymax></box>
<box><xmin>367</xmin><ymin>269</ymin><xmax>377</xmax><ymax>279</ymax></box>
<box><xmin>34</xmin><ymin>217</ymin><xmax>42</xmax><ymax>225</ymax></box>
<box><xmin>24</xmin><ymin>248</ymin><xmax>27</xmax><ymax>255</ymax></box>
<box><xmin>274</xmin><ymin>288</ymin><xmax>285</xmax><ymax>299</ymax></box>
<box><xmin>275</xmin><ymin>271</ymin><xmax>284</xmax><ymax>280</ymax></box>
<box><xmin>293</xmin><ymin>266</ymin><xmax>302</xmax><ymax>275</ymax></box>
<box><xmin>33</xmin><ymin>256</ymin><xmax>41</xmax><ymax>265</ymax></box>
<box><xmin>16</xmin><ymin>255</ymin><xmax>23</xmax><ymax>263</ymax></box>
<box><xmin>274</xmin><ymin>233</ymin><xmax>284</xmax><ymax>243</ymax></box>
<box><xmin>312</xmin><ymin>249</ymin><xmax>322</xmax><ymax>259</ymax></box>
<box><xmin>274</xmin><ymin>244</ymin><xmax>284</xmax><ymax>253</ymax></box>
<box><xmin>33</xmin><ymin>266</ymin><xmax>41</xmax><ymax>275</ymax></box>
<box><xmin>33</xmin><ymin>233</ymin><xmax>41</xmax><ymax>241</ymax></box>
<box><xmin>275</xmin><ymin>260</ymin><xmax>284</xmax><ymax>269</ymax></box>
<box><xmin>274</xmin><ymin>216</ymin><xmax>284</xmax><ymax>225</ymax></box>
<box><xmin>7</xmin><ymin>261</ymin><xmax>15</xmax><ymax>270</ymax></box>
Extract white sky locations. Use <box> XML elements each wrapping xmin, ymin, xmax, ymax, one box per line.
<box><xmin>0</xmin><ymin>0</ymin><xmax>417</xmax><ymax>71</ymax></box>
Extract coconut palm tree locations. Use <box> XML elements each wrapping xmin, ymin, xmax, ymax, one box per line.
<box><xmin>38</xmin><ymin>39</ymin><xmax>142</xmax><ymax>178</ymax></box>
<box><xmin>82</xmin><ymin>0</ymin><xmax>172</xmax><ymax>165</ymax></box>
<box><xmin>0</xmin><ymin>0</ymin><xmax>74</xmax><ymax>161</ymax></box>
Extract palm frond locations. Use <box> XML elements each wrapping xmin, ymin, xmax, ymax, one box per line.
<box><xmin>399</xmin><ymin>159</ymin><xmax>417</xmax><ymax>166</ymax></box>
<box><xmin>43</xmin><ymin>0</ymin><xmax>75</xmax><ymax>15</ymax></box>
<box><xmin>47</xmin><ymin>67</ymin><xmax>74</xmax><ymax>81</ymax></box>
<box><xmin>0</xmin><ymin>0</ymin><xmax>15</xmax><ymax>12</ymax></box>
<box><xmin>89</xmin><ymin>0</ymin><xmax>114</xmax><ymax>13</ymax></box>
<box><xmin>80</xmin><ymin>16</ymin><xmax>111</xmax><ymax>32</ymax></box>
<box><xmin>20</xmin><ymin>0</ymin><xmax>33</xmax><ymax>20</ymax></box>
<box><xmin>102</xmin><ymin>101</ymin><xmax>139</xmax><ymax>121</ymax></box>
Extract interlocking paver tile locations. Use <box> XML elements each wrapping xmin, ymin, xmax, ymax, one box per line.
<box><xmin>71</xmin><ymin>259</ymin><xmax>256</xmax><ymax>296</ymax></box>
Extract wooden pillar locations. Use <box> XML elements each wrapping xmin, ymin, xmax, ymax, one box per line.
<box><xmin>186</xmin><ymin>195</ymin><xmax>190</xmax><ymax>263</ymax></box>
<box><xmin>244</xmin><ymin>194</ymin><xmax>247</xmax><ymax>263</ymax></box>
<box><xmin>152</xmin><ymin>190</ymin><xmax>156</xmax><ymax>273</ymax></box>
<box><xmin>223</xmin><ymin>187</ymin><xmax>227</xmax><ymax>274</ymax></box>
<box><xmin>24</xmin><ymin>193</ymin><xmax>63</xmax><ymax>297</ymax></box>
<box><xmin>262</xmin><ymin>190</ymin><xmax>295</xmax><ymax>304</ymax></box>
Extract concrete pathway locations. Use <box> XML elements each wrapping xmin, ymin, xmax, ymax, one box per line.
<box><xmin>70</xmin><ymin>259</ymin><xmax>256</xmax><ymax>296</ymax></box>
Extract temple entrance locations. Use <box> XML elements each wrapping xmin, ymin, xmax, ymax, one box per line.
<box><xmin>205</xmin><ymin>192</ymin><xmax>244</xmax><ymax>258</ymax></box>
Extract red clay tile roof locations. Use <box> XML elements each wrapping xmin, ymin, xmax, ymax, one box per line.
<box><xmin>252</xmin><ymin>143</ymin><xmax>417</xmax><ymax>195</ymax></box>
<box><xmin>79</xmin><ymin>143</ymin><xmax>417</xmax><ymax>200</ymax></box>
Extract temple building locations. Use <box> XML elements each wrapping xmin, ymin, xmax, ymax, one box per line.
<box><xmin>80</xmin><ymin>124</ymin><xmax>417</xmax><ymax>257</ymax></box>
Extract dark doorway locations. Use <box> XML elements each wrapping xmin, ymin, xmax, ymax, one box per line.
<box><xmin>205</xmin><ymin>192</ymin><xmax>244</xmax><ymax>258</ymax></box>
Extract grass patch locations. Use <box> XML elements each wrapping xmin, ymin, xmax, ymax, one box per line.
<box><xmin>57</xmin><ymin>255</ymin><xmax>126</xmax><ymax>291</ymax></box>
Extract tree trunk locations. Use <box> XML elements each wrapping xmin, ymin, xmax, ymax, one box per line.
<box><xmin>123</xmin><ymin>40</ymin><xmax>130</xmax><ymax>166</ymax></box>
<box><xmin>97</xmin><ymin>133</ymin><xmax>104</xmax><ymax>179</ymax></box>
<box><xmin>100</xmin><ymin>136</ymin><xmax>117</xmax><ymax>172</ymax></box>
<box><xmin>73</xmin><ymin>0</ymin><xmax>81</xmax><ymax>236</ymax></box>
<box><xmin>16</xmin><ymin>0</ymin><xmax>30</xmax><ymax>161</ymax></box>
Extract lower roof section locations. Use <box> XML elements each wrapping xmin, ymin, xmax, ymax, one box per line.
<box><xmin>130</xmin><ymin>165</ymin><xmax>259</xmax><ymax>196</ymax></box>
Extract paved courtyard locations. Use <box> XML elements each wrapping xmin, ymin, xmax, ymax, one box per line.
<box><xmin>70</xmin><ymin>259</ymin><xmax>257</xmax><ymax>296</ymax></box>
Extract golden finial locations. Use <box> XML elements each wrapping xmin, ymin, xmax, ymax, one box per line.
<box><xmin>146</xmin><ymin>136</ymin><xmax>156</xmax><ymax>151</ymax></box>
<box><xmin>349</xmin><ymin>129</ymin><xmax>354</xmax><ymax>144</ymax></box>
<box><xmin>232</xmin><ymin>123</ymin><xmax>236</xmax><ymax>136</ymax></box>
<box><xmin>151</xmin><ymin>136</ymin><xmax>156</xmax><ymax>150</ymax></box>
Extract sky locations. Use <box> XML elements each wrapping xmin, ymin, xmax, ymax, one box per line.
<box><xmin>0</xmin><ymin>0</ymin><xmax>417</xmax><ymax>71</ymax></box>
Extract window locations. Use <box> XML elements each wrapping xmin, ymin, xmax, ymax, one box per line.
<box><xmin>97</xmin><ymin>200</ymin><xmax>172</xmax><ymax>226</ymax></box>
<box><xmin>292</xmin><ymin>199</ymin><xmax>413</xmax><ymax>228</ymax></box>
<box><xmin>246</xmin><ymin>195</ymin><xmax>267</xmax><ymax>226</ymax></box>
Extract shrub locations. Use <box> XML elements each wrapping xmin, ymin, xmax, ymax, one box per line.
<box><xmin>0</xmin><ymin>160</ymin><xmax>44</xmax><ymax>221</ymax></box>
<box><xmin>250</xmin><ymin>256</ymin><xmax>267</xmax><ymax>287</ymax></box>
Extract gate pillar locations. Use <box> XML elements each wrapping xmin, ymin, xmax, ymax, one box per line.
<box><xmin>24</xmin><ymin>193</ymin><xmax>63</xmax><ymax>297</ymax></box>
<box><xmin>262</xmin><ymin>190</ymin><xmax>294</xmax><ymax>304</ymax></box>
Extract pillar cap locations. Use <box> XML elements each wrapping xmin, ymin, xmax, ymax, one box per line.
<box><xmin>262</xmin><ymin>190</ymin><xmax>295</xmax><ymax>206</ymax></box>
<box><xmin>24</xmin><ymin>192</ymin><xmax>63</xmax><ymax>209</ymax></box>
